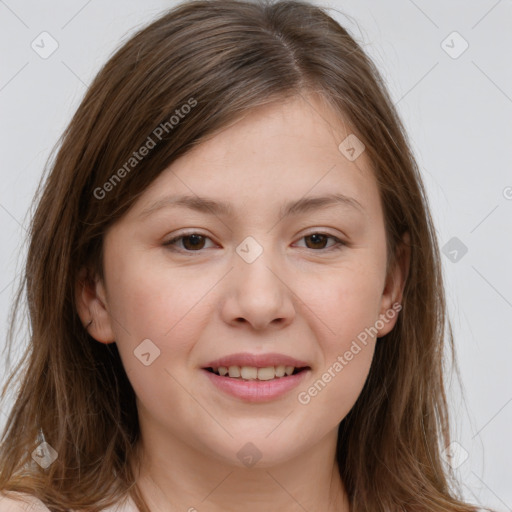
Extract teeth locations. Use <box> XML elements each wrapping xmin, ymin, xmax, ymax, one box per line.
<box><xmin>240</xmin><ymin>366</ymin><xmax>258</xmax><ymax>379</ymax></box>
<box><xmin>213</xmin><ymin>365</ymin><xmax>302</xmax><ymax>380</ymax></box>
<box><xmin>257</xmin><ymin>367</ymin><xmax>276</xmax><ymax>381</ymax></box>
<box><xmin>275</xmin><ymin>365</ymin><xmax>286</xmax><ymax>377</ymax></box>
<box><xmin>228</xmin><ymin>366</ymin><xmax>240</xmax><ymax>378</ymax></box>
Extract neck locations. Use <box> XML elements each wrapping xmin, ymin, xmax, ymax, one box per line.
<box><xmin>131</xmin><ymin>423</ymin><xmax>349</xmax><ymax>512</ymax></box>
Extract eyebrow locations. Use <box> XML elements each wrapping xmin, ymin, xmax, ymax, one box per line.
<box><xmin>138</xmin><ymin>192</ymin><xmax>364</xmax><ymax>220</ymax></box>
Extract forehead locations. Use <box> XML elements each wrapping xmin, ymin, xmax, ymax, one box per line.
<box><xmin>129</xmin><ymin>94</ymin><xmax>381</xmax><ymax>223</ymax></box>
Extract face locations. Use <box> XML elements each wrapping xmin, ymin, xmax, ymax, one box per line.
<box><xmin>77</xmin><ymin>94</ymin><xmax>407</xmax><ymax>468</ymax></box>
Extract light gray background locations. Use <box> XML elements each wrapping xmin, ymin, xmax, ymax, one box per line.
<box><xmin>1</xmin><ymin>0</ymin><xmax>511</xmax><ymax>510</ymax></box>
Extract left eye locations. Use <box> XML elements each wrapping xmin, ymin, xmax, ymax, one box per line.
<box><xmin>163</xmin><ymin>232</ymin><xmax>346</xmax><ymax>253</ymax></box>
<box><xmin>295</xmin><ymin>233</ymin><xmax>346</xmax><ymax>251</ymax></box>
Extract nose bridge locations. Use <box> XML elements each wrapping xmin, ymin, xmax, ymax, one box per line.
<box><xmin>235</xmin><ymin>234</ymin><xmax>268</xmax><ymax>266</ymax></box>
<box><xmin>234</xmin><ymin>234</ymin><xmax>283</xmax><ymax>291</ymax></box>
<box><xmin>224</xmin><ymin>233</ymin><xmax>294</xmax><ymax>328</ymax></box>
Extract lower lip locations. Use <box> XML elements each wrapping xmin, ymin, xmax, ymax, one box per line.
<box><xmin>202</xmin><ymin>368</ymin><xmax>310</xmax><ymax>403</ymax></box>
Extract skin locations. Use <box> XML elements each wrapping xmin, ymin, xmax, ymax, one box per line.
<box><xmin>76</xmin><ymin>93</ymin><xmax>410</xmax><ymax>512</ymax></box>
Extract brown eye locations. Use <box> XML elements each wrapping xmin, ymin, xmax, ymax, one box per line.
<box><xmin>297</xmin><ymin>232</ymin><xmax>346</xmax><ymax>251</ymax></box>
<box><xmin>163</xmin><ymin>231</ymin><xmax>346</xmax><ymax>254</ymax></box>
<box><xmin>181</xmin><ymin>234</ymin><xmax>206</xmax><ymax>250</ymax></box>
<box><xmin>164</xmin><ymin>233</ymin><xmax>212</xmax><ymax>252</ymax></box>
<box><xmin>304</xmin><ymin>233</ymin><xmax>330</xmax><ymax>250</ymax></box>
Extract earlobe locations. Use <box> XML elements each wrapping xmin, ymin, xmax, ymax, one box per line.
<box><xmin>75</xmin><ymin>267</ymin><xmax>116</xmax><ymax>344</ymax></box>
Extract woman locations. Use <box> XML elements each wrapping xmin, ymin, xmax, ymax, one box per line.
<box><xmin>0</xmin><ymin>0</ymin><xmax>493</xmax><ymax>510</ymax></box>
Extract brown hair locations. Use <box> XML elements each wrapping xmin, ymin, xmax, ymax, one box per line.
<box><xmin>0</xmin><ymin>0</ymin><xmax>493</xmax><ymax>510</ymax></box>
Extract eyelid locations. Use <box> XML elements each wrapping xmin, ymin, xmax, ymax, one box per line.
<box><xmin>300</xmin><ymin>227</ymin><xmax>346</xmax><ymax>240</ymax></box>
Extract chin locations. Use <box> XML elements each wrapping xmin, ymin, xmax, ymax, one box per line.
<box><xmin>204</xmin><ymin>436</ymin><xmax>302</xmax><ymax>470</ymax></box>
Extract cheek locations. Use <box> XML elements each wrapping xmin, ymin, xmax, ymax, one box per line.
<box><xmin>299</xmin><ymin>344</ymin><xmax>375</xmax><ymax>430</ymax></box>
<box><xmin>291</xmin><ymin>256</ymin><xmax>382</xmax><ymax>414</ymax></box>
<box><xmin>105</xmin><ymin>253</ymin><xmax>230</xmax><ymax>409</ymax></box>
<box><xmin>108</xmin><ymin>270</ymin><xmax>206</xmax><ymax>425</ymax></box>
<box><xmin>296</xmin><ymin>279</ymin><xmax>378</xmax><ymax>426</ymax></box>
<box><xmin>106</xmin><ymin>245</ymin><xmax>212</xmax><ymax>341</ymax></box>
<box><xmin>293</xmin><ymin>252</ymin><xmax>384</xmax><ymax>344</ymax></box>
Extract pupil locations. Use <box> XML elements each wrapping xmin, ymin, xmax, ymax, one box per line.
<box><xmin>184</xmin><ymin>235</ymin><xmax>204</xmax><ymax>250</ymax></box>
<box><xmin>307</xmin><ymin>234</ymin><xmax>326</xmax><ymax>249</ymax></box>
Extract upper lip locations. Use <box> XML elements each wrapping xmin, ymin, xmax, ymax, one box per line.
<box><xmin>202</xmin><ymin>352</ymin><xmax>311</xmax><ymax>369</ymax></box>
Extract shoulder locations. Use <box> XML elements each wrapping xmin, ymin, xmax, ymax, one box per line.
<box><xmin>0</xmin><ymin>492</ymin><xmax>50</xmax><ymax>512</ymax></box>
<box><xmin>0</xmin><ymin>491</ymin><xmax>138</xmax><ymax>512</ymax></box>
<box><xmin>100</xmin><ymin>495</ymin><xmax>138</xmax><ymax>512</ymax></box>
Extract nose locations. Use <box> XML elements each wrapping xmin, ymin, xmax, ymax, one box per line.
<box><xmin>220</xmin><ymin>245</ymin><xmax>296</xmax><ymax>331</ymax></box>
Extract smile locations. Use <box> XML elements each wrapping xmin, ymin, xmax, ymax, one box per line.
<box><xmin>202</xmin><ymin>366</ymin><xmax>311</xmax><ymax>402</ymax></box>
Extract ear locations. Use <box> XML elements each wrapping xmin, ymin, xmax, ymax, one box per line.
<box><xmin>75</xmin><ymin>267</ymin><xmax>116</xmax><ymax>344</ymax></box>
<box><xmin>376</xmin><ymin>231</ymin><xmax>411</xmax><ymax>337</ymax></box>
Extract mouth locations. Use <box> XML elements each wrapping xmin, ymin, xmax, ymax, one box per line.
<box><xmin>201</xmin><ymin>364</ymin><xmax>311</xmax><ymax>402</ymax></box>
<box><xmin>203</xmin><ymin>365</ymin><xmax>310</xmax><ymax>381</ymax></box>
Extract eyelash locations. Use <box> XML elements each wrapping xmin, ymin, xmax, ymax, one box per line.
<box><xmin>163</xmin><ymin>231</ymin><xmax>347</xmax><ymax>254</ymax></box>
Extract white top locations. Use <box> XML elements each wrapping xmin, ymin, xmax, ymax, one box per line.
<box><xmin>0</xmin><ymin>492</ymin><xmax>138</xmax><ymax>511</ymax></box>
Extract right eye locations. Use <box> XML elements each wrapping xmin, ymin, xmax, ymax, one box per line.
<box><xmin>163</xmin><ymin>232</ymin><xmax>216</xmax><ymax>253</ymax></box>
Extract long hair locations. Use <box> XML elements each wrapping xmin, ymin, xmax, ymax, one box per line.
<box><xmin>0</xmin><ymin>1</ymin><xmax>492</xmax><ymax>510</ymax></box>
